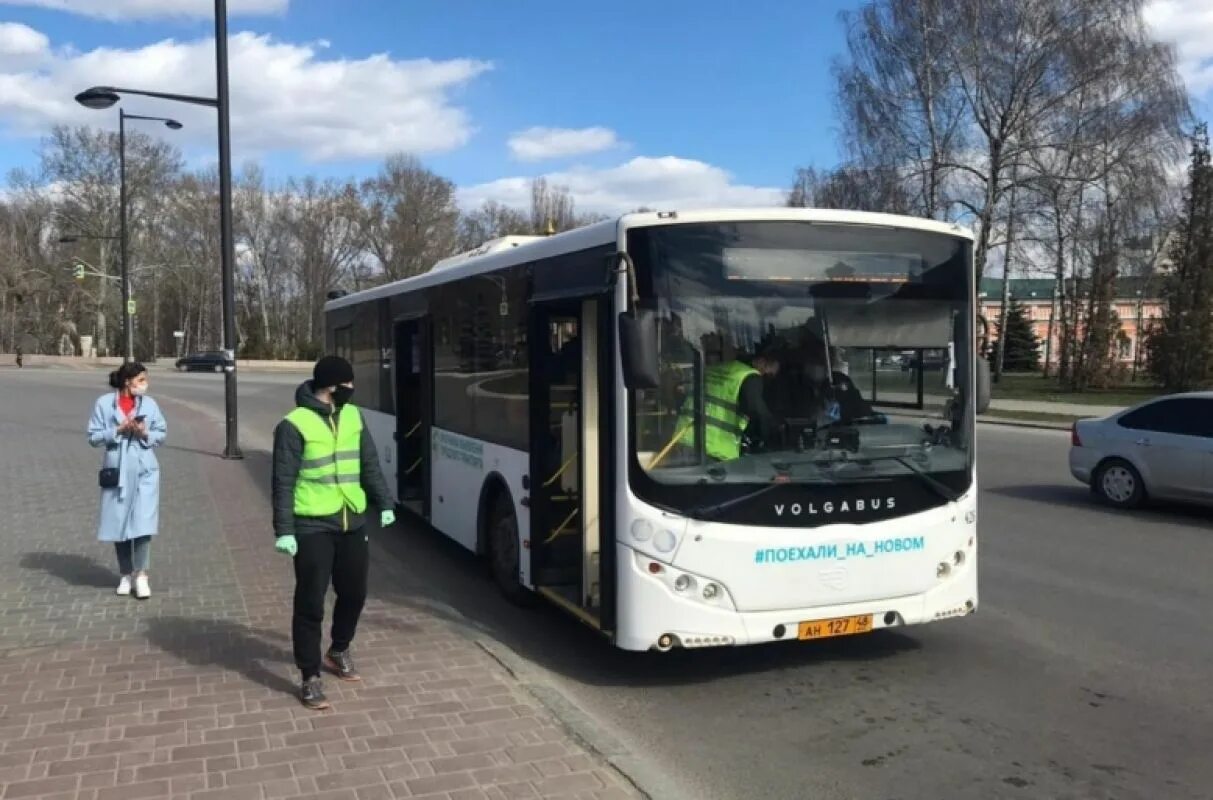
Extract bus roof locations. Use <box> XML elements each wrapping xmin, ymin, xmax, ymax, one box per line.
<box><xmin>324</xmin><ymin>208</ymin><xmax>974</xmax><ymax>312</ymax></box>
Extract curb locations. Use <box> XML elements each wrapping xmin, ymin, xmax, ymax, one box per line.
<box><xmin>477</xmin><ymin>639</ymin><xmax>692</xmax><ymax>800</ymax></box>
<box><xmin>979</xmin><ymin>417</ymin><xmax>1073</xmax><ymax>431</ymax></box>
<box><xmin>403</xmin><ymin>596</ymin><xmax>683</xmax><ymax>800</ymax></box>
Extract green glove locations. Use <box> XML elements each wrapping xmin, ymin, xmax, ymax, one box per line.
<box><xmin>275</xmin><ymin>535</ymin><xmax>298</xmax><ymax>557</ymax></box>
<box><xmin>381</xmin><ymin>510</ymin><xmax>396</xmax><ymax>528</ymax></box>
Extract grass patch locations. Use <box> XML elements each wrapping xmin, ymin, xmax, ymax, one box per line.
<box><xmin>990</xmin><ymin>373</ymin><xmax>1159</xmax><ymax>407</ymax></box>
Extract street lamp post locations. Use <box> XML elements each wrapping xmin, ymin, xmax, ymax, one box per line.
<box><xmin>74</xmin><ymin>0</ymin><xmax>243</xmax><ymax>460</ymax></box>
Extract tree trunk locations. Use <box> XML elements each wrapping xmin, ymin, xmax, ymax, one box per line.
<box><xmin>994</xmin><ymin>158</ymin><xmax>1021</xmax><ymax>381</ymax></box>
<box><xmin>973</xmin><ymin>139</ymin><xmax>1003</xmax><ymax>283</ymax></box>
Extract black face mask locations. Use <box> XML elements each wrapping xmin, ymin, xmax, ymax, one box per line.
<box><xmin>332</xmin><ymin>385</ymin><xmax>355</xmax><ymax>407</ymax></box>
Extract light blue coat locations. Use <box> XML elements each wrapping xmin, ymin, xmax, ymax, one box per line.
<box><xmin>87</xmin><ymin>393</ymin><xmax>167</xmax><ymax>542</ymax></box>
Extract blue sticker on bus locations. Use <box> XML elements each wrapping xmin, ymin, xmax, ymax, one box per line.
<box><xmin>754</xmin><ymin>536</ymin><xmax>925</xmax><ymax>564</ymax></box>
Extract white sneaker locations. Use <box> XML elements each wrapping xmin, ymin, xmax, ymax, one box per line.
<box><xmin>116</xmin><ymin>575</ymin><xmax>132</xmax><ymax>596</ymax></box>
<box><xmin>134</xmin><ymin>575</ymin><xmax>151</xmax><ymax>600</ymax></box>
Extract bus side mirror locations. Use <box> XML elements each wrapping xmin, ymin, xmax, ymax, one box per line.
<box><xmin>618</xmin><ymin>309</ymin><xmax>660</xmax><ymax>390</ymax></box>
<box><xmin>975</xmin><ymin>357</ymin><xmax>991</xmax><ymax>414</ymax></box>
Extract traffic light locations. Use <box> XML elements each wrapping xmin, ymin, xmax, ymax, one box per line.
<box><xmin>73</xmin><ymin>263</ymin><xmax>85</xmax><ymax>281</ymax></box>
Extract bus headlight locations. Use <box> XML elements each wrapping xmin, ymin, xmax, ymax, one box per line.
<box><xmin>633</xmin><ymin>553</ymin><xmax>733</xmax><ymax>609</ymax></box>
<box><xmin>654</xmin><ymin>529</ymin><xmax>678</xmax><ymax>553</ymax></box>
<box><xmin>630</xmin><ymin>519</ymin><xmax>653</xmax><ymax>542</ymax></box>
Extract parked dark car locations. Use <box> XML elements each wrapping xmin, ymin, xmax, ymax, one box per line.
<box><xmin>175</xmin><ymin>351</ymin><xmax>227</xmax><ymax>372</ymax></box>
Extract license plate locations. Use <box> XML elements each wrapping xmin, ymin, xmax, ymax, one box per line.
<box><xmin>798</xmin><ymin>614</ymin><xmax>874</xmax><ymax>640</ymax></box>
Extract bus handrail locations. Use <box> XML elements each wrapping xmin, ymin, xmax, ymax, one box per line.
<box><xmin>544</xmin><ymin>507</ymin><xmax>580</xmax><ymax>544</ymax></box>
<box><xmin>646</xmin><ymin>422</ymin><xmax>693</xmax><ymax>470</ymax></box>
<box><xmin>543</xmin><ymin>454</ymin><xmax>577</xmax><ymax>488</ymax></box>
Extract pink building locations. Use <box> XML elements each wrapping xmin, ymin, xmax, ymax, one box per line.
<box><xmin>979</xmin><ymin>278</ymin><xmax>1163</xmax><ymax>371</ymax></box>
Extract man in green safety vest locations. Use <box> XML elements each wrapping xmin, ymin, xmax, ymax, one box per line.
<box><xmin>678</xmin><ymin>350</ymin><xmax>783</xmax><ymax>461</ymax></box>
<box><xmin>272</xmin><ymin>356</ymin><xmax>395</xmax><ymax>710</ymax></box>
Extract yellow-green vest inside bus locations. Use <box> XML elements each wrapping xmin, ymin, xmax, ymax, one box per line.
<box><xmin>286</xmin><ymin>403</ymin><xmax>367</xmax><ymax>519</ymax></box>
<box><xmin>678</xmin><ymin>361</ymin><xmax>761</xmax><ymax>460</ymax></box>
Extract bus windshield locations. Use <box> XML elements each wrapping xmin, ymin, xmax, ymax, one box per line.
<box><xmin>627</xmin><ymin>220</ymin><xmax>974</xmax><ymax>509</ymax></box>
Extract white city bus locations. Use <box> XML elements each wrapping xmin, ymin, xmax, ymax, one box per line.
<box><xmin>325</xmin><ymin>209</ymin><xmax>987</xmax><ymax>651</ymax></box>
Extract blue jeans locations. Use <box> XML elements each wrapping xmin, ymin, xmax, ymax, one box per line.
<box><xmin>115</xmin><ymin>536</ymin><xmax>152</xmax><ymax>574</ymax></box>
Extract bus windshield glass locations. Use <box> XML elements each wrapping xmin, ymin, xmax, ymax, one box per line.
<box><xmin>627</xmin><ymin>220</ymin><xmax>974</xmax><ymax>505</ymax></box>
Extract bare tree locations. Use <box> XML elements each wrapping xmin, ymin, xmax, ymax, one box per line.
<box><xmin>457</xmin><ymin>200</ymin><xmax>531</xmax><ymax>250</ymax></box>
<box><xmin>283</xmin><ymin>176</ymin><xmax>363</xmax><ymax>348</ymax></box>
<box><xmin>787</xmin><ymin>164</ymin><xmax>913</xmax><ymax>212</ymax></box>
<box><xmin>834</xmin><ymin>0</ymin><xmax>965</xmax><ymax>219</ymax></box>
<box><xmin>530</xmin><ymin>178</ymin><xmax>577</xmax><ymax>233</ymax></box>
<box><xmin>359</xmin><ymin>154</ymin><xmax>460</xmax><ymax>282</ymax></box>
<box><xmin>233</xmin><ymin>164</ymin><xmax>295</xmax><ymax>358</ymax></box>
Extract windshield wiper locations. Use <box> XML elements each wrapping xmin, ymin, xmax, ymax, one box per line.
<box><xmin>686</xmin><ymin>480</ymin><xmax>787</xmax><ymax>520</ymax></box>
<box><xmin>862</xmin><ymin>454</ymin><xmax>960</xmax><ymax>503</ymax></box>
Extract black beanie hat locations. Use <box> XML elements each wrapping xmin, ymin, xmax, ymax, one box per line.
<box><xmin>313</xmin><ymin>355</ymin><xmax>354</xmax><ymax>388</ymax></box>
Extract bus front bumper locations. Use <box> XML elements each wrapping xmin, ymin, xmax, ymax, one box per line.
<box><xmin>613</xmin><ymin>543</ymin><xmax>978</xmax><ymax>652</ymax></box>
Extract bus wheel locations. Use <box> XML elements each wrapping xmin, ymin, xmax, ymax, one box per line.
<box><xmin>489</xmin><ymin>496</ymin><xmax>533</xmax><ymax>605</ymax></box>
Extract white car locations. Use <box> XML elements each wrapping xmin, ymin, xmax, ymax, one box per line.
<box><xmin>1069</xmin><ymin>392</ymin><xmax>1213</xmax><ymax>509</ymax></box>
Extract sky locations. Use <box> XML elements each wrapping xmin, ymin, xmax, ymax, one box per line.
<box><xmin>0</xmin><ymin>0</ymin><xmax>1210</xmax><ymax>216</ymax></box>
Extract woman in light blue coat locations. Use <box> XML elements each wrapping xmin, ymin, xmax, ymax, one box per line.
<box><xmin>87</xmin><ymin>362</ymin><xmax>167</xmax><ymax>599</ymax></box>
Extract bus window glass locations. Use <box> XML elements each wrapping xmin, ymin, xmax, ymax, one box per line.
<box><xmin>628</xmin><ymin>221</ymin><xmax>974</xmax><ymax>505</ymax></box>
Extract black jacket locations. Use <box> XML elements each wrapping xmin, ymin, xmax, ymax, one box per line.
<box><xmin>272</xmin><ymin>381</ymin><xmax>393</xmax><ymax>538</ymax></box>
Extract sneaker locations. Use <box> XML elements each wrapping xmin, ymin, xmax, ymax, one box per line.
<box><xmin>134</xmin><ymin>575</ymin><xmax>151</xmax><ymax>600</ymax></box>
<box><xmin>324</xmin><ymin>648</ymin><xmax>361</xmax><ymax>682</ymax></box>
<box><xmin>300</xmin><ymin>676</ymin><xmax>330</xmax><ymax>710</ymax></box>
<box><xmin>116</xmin><ymin>575</ymin><xmax>132</xmax><ymax>596</ymax></box>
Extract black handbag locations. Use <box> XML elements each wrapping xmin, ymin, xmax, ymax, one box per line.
<box><xmin>99</xmin><ymin>467</ymin><xmax>120</xmax><ymax>489</ymax></box>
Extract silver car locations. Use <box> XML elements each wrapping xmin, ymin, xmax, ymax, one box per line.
<box><xmin>1069</xmin><ymin>391</ymin><xmax>1213</xmax><ymax>508</ymax></box>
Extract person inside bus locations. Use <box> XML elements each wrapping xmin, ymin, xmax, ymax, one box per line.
<box><xmin>658</xmin><ymin>313</ymin><xmax>696</xmax><ymax>404</ymax></box>
<box><xmin>800</xmin><ymin>341</ymin><xmax>876</xmax><ymax>424</ymax></box>
<box><xmin>677</xmin><ymin>347</ymin><xmax>784</xmax><ymax>461</ymax></box>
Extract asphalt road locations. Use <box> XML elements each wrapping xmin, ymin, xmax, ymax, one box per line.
<box><xmin>20</xmin><ymin>366</ymin><xmax>1212</xmax><ymax>800</ymax></box>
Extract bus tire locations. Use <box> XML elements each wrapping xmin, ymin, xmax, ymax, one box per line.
<box><xmin>488</xmin><ymin>495</ymin><xmax>533</xmax><ymax>605</ymax></box>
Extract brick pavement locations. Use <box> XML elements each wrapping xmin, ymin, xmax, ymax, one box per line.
<box><xmin>0</xmin><ymin>375</ymin><xmax>639</xmax><ymax>800</ymax></box>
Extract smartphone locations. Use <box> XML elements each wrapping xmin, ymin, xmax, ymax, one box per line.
<box><xmin>133</xmin><ymin>415</ymin><xmax>146</xmax><ymax>423</ymax></box>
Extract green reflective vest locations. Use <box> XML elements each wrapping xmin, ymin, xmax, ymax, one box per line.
<box><xmin>678</xmin><ymin>361</ymin><xmax>760</xmax><ymax>461</ymax></box>
<box><xmin>286</xmin><ymin>403</ymin><xmax>367</xmax><ymax>518</ymax></box>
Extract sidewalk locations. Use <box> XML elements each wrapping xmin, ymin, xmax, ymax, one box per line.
<box><xmin>988</xmin><ymin>398</ymin><xmax>1124</xmax><ymax>417</ymax></box>
<box><xmin>0</xmin><ymin>383</ymin><xmax>637</xmax><ymax>799</ymax></box>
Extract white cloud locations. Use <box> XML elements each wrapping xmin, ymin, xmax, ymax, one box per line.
<box><xmin>459</xmin><ymin>156</ymin><xmax>785</xmax><ymax>216</ymax></box>
<box><xmin>1144</xmin><ymin>0</ymin><xmax>1213</xmax><ymax>95</ymax></box>
<box><xmin>508</xmin><ymin>126</ymin><xmax>619</xmax><ymax>162</ymax></box>
<box><xmin>0</xmin><ymin>22</ymin><xmax>49</xmax><ymax>69</ymax></box>
<box><xmin>0</xmin><ymin>0</ymin><xmax>287</xmax><ymax>20</ymax></box>
<box><xmin>0</xmin><ymin>28</ymin><xmax>491</xmax><ymax>161</ymax></box>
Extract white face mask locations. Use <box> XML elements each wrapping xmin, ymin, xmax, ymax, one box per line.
<box><xmin>130</xmin><ymin>385</ymin><xmax>148</xmax><ymax>396</ymax></box>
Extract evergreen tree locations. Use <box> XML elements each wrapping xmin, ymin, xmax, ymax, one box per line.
<box><xmin>1149</xmin><ymin>124</ymin><xmax>1213</xmax><ymax>390</ymax></box>
<box><xmin>996</xmin><ymin>297</ymin><xmax>1041</xmax><ymax>372</ymax></box>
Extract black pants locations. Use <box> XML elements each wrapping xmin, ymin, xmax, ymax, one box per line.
<box><xmin>293</xmin><ymin>529</ymin><xmax>369</xmax><ymax>679</ymax></box>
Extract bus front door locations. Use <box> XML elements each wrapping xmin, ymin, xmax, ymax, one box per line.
<box><xmin>529</xmin><ymin>299</ymin><xmax>602</xmax><ymax>624</ymax></box>
<box><xmin>394</xmin><ymin>316</ymin><xmax>431</xmax><ymax>518</ymax></box>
